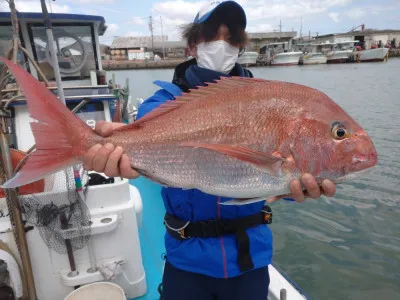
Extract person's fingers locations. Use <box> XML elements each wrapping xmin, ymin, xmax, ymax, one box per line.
<box><xmin>92</xmin><ymin>143</ymin><xmax>115</xmax><ymax>172</ymax></box>
<box><xmin>120</xmin><ymin>154</ymin><xmax>140</xmax><ymax>179</ymax></box>
<box><xmin>301</xmin><ymin>173</ymin><xmax>321</xmax><ymax>199</ymax></box>
<box><xmin>96</xmin><ymin>121</ymin><xmax>115</xmax><ymax>137</ymax></box>
<box><xmin>82</xmin><ymin>144</ymin><xmax>102</xmax><ymax>171</ymax></box>
<box><xmin>289</xmin><ymin>179</ymin><xmax>306</xmax><ymax>203</ymax></box>
<box><xmin>266</xmin><ymin>193</ymin><xmax>290</xmax><ymax>203</ymax></box>
<box><xmin>321</xmin><ymin>179</ymin><xmax>336</xmax><ymax>197</ymax></box>
<box><xmin>104</xmin><ymin>146</ymin><xmax>124</xmax><ymax>177</ymax></box>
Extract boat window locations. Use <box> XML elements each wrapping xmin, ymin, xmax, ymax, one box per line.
<box><xmin>29</xmin><ymin>24</ymin><xmax>97</xmax><ymax>81</ymax></box>
<box><xmin>0</xmin><ymin>24</ymin><xmax>26</xmax><ymax>69</ymax></box>
<box><xmin>66</xmin><ymin>101</ymin><xmax>106</xmax><ymax>129</ymax></box>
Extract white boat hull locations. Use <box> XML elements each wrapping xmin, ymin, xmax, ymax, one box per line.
<box><xmin>268</xmin><ymin>264</ymin><xmax>309</xmax><ymax>299</ymax></box>
<box><xmin>301</xmin><ymin>53</ymin><xmax>327</xmax><ymax>65</ymax></box>
<box><xmin>358</xmin><ymin>48</ymin><xmax>389</xmax><ymax>62</ymax></box>
<box><xmin>271</xmin><ymin>52</ymin><xmax>302</xmax><ymax>66</ymax></box>
<box><xmin>237</xmin><ymin>51</ymin><xmax>259</xmax><ymax>66</ymax></box>
<box><xmin>326</xmin><ymin>50</ymin><xmax>353</xmax><ymax>63</ymax></box>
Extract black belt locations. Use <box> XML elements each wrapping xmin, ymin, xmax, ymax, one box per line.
<box><xmin>164</xmin><ymin>205</ymin><xmax>272</xmax><ymax>272</ymax></box>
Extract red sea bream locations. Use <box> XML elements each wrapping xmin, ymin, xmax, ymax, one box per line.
<box><xmin>1</xmin><ymin>58</ymin><xmax>378</xmax><ymax>203</ymax></box>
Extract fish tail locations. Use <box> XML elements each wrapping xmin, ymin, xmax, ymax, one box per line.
<box><xmin>1</xmin><ymin>57</ymin><xmax>100</xmax><ymax>188</ymax></box>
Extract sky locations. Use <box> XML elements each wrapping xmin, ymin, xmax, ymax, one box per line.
<box><xmin>1</xmin><ymin>0</ymin><xmax>400</xmax><ymax>45</ymax></box>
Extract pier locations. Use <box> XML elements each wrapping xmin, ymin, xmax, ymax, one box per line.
<box><xmin>102</xmin><ymin>59</ymin><xmax>185</xmax><ymax>70</ymax></box>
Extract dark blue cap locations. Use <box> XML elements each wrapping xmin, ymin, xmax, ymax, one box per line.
<box><xmin>193</xmin><ymin>1</ymin><xmax>247</xmax><ymax>29</ymax></box>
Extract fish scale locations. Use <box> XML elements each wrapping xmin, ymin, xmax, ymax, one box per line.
<box><xmin>1</xmin><ymin>58</ymin><xmax>378</xmax><ymax>204</ymax></box>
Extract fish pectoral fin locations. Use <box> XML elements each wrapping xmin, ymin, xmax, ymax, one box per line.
<box><xmin>180</xmin><ymin>143</ymin><xmax>284</xmax><ymax>176</ymax></box>
<box><xmin>220</xmin><ymin>197</ymin><xmax>269</xmax><ymax>206</ymax></box>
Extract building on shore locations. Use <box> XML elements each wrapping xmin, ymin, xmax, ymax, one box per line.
<box><xmin>246</xmin><ymin>31</ymin><xmax>297</xmax><ymax>53</ymax></box>
<box><xmin>313</xmin><ymin>29</ymin><xmax>400</xmax><ymax>49</ymax></box>
<box><xmin>109</xmin><ymin>36</ymin><xmax>188</xmax><ymax>60</ymax></box>
<box><xmin>153</xmin><ymin>41</ymin><xmax>188</xmax><ymax>59</ymax></box>
<box><xmin>99</xmin><ymin>44</ymin><xmax>111</xmax><ymax>60</ymax></box>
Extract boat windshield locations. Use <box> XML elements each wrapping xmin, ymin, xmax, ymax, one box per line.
<box><xmin>28</xmin><ymin>23</ymin><xmax>98</xmax><ymax>81</ymax></box>
<box><xmin>0</xmin><ymin>24</ymin><xmax>24</xmax><ymax>68</ymax></box>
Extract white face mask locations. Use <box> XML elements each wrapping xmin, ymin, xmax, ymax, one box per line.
<box><xmin>196</xmin><ymin>40</ymin><xmax>239</xmax><ymax>74</ymax></box>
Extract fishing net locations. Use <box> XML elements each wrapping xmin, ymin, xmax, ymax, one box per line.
<box><xmin>19</xmin><ymin>167</ymin><xmax>91</xmax><ymax>254</ymax></box>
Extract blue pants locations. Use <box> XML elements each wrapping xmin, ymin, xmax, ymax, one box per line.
<box><xmin>160</xmin><ymin>261</ymin><xmax>270</xmax><ymax>300</ymax></box>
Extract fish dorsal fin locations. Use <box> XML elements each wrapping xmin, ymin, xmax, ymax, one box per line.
<box><xmin>113</xmin><ymin>96</ymin><xmax>193</xmax><ymax>132</ymax></box>
<box><xmin>114</xmin><ymin>77</ymin><xmax>268</xmax><ymax>131</ymax></box>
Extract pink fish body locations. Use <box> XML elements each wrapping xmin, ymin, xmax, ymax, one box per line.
<box><xmin>1</xmin><ymin>58</ymin><xmax>377</xmax><ymax>202</ymax></box>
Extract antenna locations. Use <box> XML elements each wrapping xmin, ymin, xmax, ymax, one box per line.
<box><xmin>48</xmin><ymin>0</ymin><xmax>53</xmax><ymax>13</ymax></box>
<box><xmin>149</xmin><ymin>16</ymin><xmax>155</xmax><ymax>60</ymax></box>
<box><xmin>160</xmin><ymin>16</ymin><xmax>165</xmax><ymax>59</ymax></box>
<box><xmin>300</xmin><ymin>17</ymin><xmax>303</xmax><ymax>37</ymax></box>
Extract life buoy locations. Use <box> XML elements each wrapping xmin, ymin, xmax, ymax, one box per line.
<box><xmin>0</xmin><ymin>149</ymin><xmax>45</xmax><ymax>198</ymax></box>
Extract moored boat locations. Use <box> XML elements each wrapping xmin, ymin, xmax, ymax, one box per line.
<box><xmin>237</xmin><ymin>51</ymin><xmax>259</xmax><ymax>67</ymax></box>
<box><xmin>300</xmin><ymin>53</ymin><xmax>327</xmax><ymax>65</ymax></box>
<box><xmin>271</xmin><ymin>51</ymin><xmax>303</xmax><ymax>66</ymax></box>
<box><xmin>356</xmin><ymin>47</ymin><xmax>390</xmax><ymax>62</ymax></box>
<box><xmin>261</xmin><ymin>42</ymin><xmax>302</xmax><ymax>66</ymax></box>
<box><xmin>316</xmin><ymin>41</ymin><xmax>358</xmax><ymax>64</ymax></box>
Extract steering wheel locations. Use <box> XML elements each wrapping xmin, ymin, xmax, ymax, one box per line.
<box><xmin>45</xmin><ymin>32</ymin><xmax>88</xmax><ymax>74</ymax></box>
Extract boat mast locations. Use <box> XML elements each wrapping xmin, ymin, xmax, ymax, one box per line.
<box><xmin>39</xmin><ymin>0</ymin><xmax>83</xmax><ymax>283</ymax></box>
<box><xmin>40</xmin><ymin>0</ymin><xmax>65</xmax><ymax>104</ymax></box>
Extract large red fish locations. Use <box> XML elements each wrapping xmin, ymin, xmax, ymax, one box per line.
<box><xmin>1</xmin><ymin>58</ymin><xmax>377</xmax><ymax>203</ymax></box>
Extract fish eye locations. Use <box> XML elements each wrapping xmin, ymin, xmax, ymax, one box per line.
<box><xmin>332</xmin><ymin>122</ymin><xmax>348</xmax><ymax>140</ymax></box>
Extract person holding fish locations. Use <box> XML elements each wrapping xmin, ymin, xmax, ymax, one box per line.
<box><xmin>82</xmin><ymin>1</ymin><xmax>338</xmax><ymax>299</ymax></box>
<box><xmin>5</xmin><ymin>1</ymin><xmax>379</xmax><ymax>300</ymax></box>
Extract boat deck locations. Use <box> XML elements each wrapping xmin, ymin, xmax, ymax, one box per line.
<box><xmin>131</xmin><ymin>177</ymin><xmax>165</xmax><ymax>300</ymax></box>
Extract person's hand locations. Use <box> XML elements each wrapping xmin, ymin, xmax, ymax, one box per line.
<box><xmin>83</xmin><ymin>121</ymin><xmax>140</xmax><ymax>179</ymax></box>
<box><xmin>267</xmin><ymin>173</ymin><xmax>336</xmax><ymax>203</ymax></box>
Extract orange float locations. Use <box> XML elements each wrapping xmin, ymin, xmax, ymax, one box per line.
<box><xmin>0</xmin><ymin>149</ymin><xmax>45</xmax><ymax>198</ymax></box>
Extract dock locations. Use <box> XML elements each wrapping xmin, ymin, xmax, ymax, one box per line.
<box><xmin>389</xmin><ymin>48</ymin><xmax>400</xmax><ymax>57</ymax></box>
<box><xmin>102</xmin><ymin>59</ymin><xmax>185</xmax><ymax>70</ymax></box>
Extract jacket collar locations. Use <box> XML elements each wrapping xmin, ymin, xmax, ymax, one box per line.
<box><xmin>172</xmin><ymin>58</ymin><xmax>253</xmax><ymax>92</ymax></box>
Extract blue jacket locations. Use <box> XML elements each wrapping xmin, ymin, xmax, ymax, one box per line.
<box><xmin>136</xmin><ymin>60</ymin><xmax>273</xmax><ymax>278</ymax></box>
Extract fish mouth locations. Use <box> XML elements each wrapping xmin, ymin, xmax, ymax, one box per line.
<box><xmin>353</xmin><ymin>152</ymin><xmax>378</xmax><ymax>169</ymax></box>
<box><xmin>336</xmin><ymin>152</ymin><xmax>378</xmax><ymax>183</ymax></box>
<box><xmin>335</xmin><ymin>165</ymin><xmax>376</xmax><ymax>183</ymax></box>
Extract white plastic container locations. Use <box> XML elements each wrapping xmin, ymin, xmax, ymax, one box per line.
<box><xmin>64</xmin><ymin>282</ymin><xmax>126</xmax><ymax>300</ymax></box>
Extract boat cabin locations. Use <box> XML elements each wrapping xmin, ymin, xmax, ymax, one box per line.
<box><xmin>0</xmin><ymin>12</ymin><xmax>106</xmax><ymax>84</ymax></box>
<box><xmin>0</xmin><ymin>12</ymin><xmax>125</xmax><ymax>150</ymax></box>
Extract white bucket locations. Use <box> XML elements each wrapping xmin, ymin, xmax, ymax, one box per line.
<box><xmin>64</xmin><ymin>282</ymin><xmax>126</xmax><ymax>300</ymax></box>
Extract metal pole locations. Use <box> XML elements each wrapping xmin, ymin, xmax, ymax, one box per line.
<box><xmin>40</xmin><ymin>0</ymin><xmax>91</xmax><ymax>287</ymax></box>
<box><xmin>48</xmin><ymin>0</ymin><xmax>53</xmax><ymax>13</ymax></box>
<box><xmin>9</xmin><ymin>0</ymin><xmax>18</xmax><ymax>64</ymax></box>
<box><xmin>280</xmin><ymin>289</ymin><xmax>287</xmax><ymax>300</ymax></box>
<box><xmin>149</xmin><ymin>16</ymin><xmax>155</xmax><ymax>60</ymax></box>
<box><xmin>160</xmin><ymin>16</ymin><xmax>165</xmax><ymax>59</ymax></box>
<box><xmin>40</xmin><ymin>0</ymin><xmax>65</xmax><ymax>104</ymax></box>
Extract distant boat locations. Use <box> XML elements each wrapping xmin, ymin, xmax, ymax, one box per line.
<box><xmin>300</xmin><ymin>53</ymin><xmax>327</xmax><ymax>65</ymax></box>
<box><xmin>355</xmin><ymin>47</ymin><xmax>389</xmax><ymax>62</ymax></box>
<box><xmin>237</xmin><ymin>51</ymin><xmax>259</xmax><ymax>66</ymax></box>
<box><xmin>261</xmin><ymin>42</ymin><xmax>303</xmax><ymax>66</ymax></box>
<box><xmin>271</xmin><ymin>51</ymin><xmax>303</xmax><ymax>66</ymax></box>
<box><xmin>316</xmin><ymin>41</ymin><xmax>358</xmax><ymax>64</ymax></box>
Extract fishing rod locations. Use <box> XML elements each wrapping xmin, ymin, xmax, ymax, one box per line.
<box><xmin>39</xmin><ymin>0</ymin><xmax>78</xmax><ymax>284</ymax></box>
<box><xmin>39</xmin><ymin>0</ymin><xmax>98</xmax><ymax>286</ymax></box>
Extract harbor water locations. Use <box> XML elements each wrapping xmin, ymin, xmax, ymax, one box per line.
<box><xmin>109</xmin><ymin>58</ymin><xmax>400</xmax><ymax>300</ymax></box>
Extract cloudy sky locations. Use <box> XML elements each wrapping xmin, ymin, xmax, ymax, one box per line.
<box><xmin>1</xmin><ymin>0</ymin><xmax>399</xmax><ymax>45</ymax></box>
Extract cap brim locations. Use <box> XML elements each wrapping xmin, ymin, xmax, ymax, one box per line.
<box><xmin>195</xmin><ymin>1</ymin><xmax>246</xmax><ymax>29</ymax></box>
